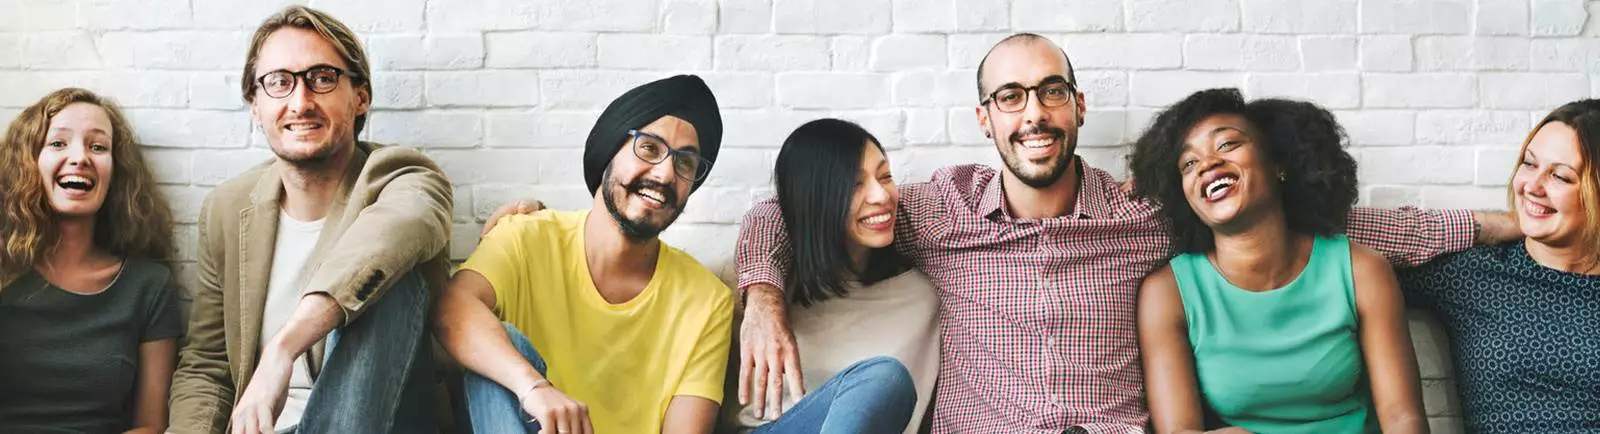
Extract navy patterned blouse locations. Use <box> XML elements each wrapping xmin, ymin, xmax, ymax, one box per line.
<box><xmin>1398</xmin><ymin>242</ymin><xmax>1600</xmax><ymax>433</ymax></box>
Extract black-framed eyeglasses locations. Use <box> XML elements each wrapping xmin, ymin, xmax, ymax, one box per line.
<box><xmin>981</xmin><ymin>79</ymin><xmax>1077</xmax><ymax>113</ymax></box>
<box><xmin>254</xmin><ymin>65</ymin><xmax>361</xmax><ymax>99</ymax></box>
<box><xmin>626</xmin><ymin>129</ymin><xmax>712</xmax><ymax>182</ymax></box>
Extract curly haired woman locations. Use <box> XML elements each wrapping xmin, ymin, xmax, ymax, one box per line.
<box><xmin>0</xmin><ymin>88</ymin><xmax>182</xmax><ymax>434</ymax></box>
<box><xmin>1130</xmin><ymin>88</ymin><xmax>1427</xmax><ymax>434</ymax></box>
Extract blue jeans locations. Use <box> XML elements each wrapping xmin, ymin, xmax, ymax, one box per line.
<box><xmin>462</xmin><ymin>322</ymin><xmax>550</xmax><ymax>434</ymax></box>
<box><xmin>751</xmin><ymin>356</ymin><xmax>917</xmax><ymax>434</ymax></box>
<box><xmin>286</xmin><ymin>269</ymin><xmax>438</xmax><ymax>434</ymax></box>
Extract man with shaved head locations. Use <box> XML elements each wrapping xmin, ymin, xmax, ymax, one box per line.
<box><xmin>734</xmin><ymin>32</ymin><xmax>1516</xmax><ymax>432</ymax></box>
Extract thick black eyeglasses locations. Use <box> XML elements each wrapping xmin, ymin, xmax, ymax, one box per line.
<box><xmin>981</xmin><ymin>79</ymin><xmax>1077</xmax><ymax>113</ymax></box>
<box><xmin>254</xmin><ymin>65</ymin><xmax>361</xmax><ymax>99</ymax></box>
<box><xmin>626</xmin><ymin>129</ymin><xmax>712</xmax><ymax>182</ymax></box>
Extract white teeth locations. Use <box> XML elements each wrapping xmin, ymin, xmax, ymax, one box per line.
<box><xmin>1021</xmin><ymin>138</ymin><xmax>1052</xmax><ymax>149</ymax></box>
<box><xmin>1527</xmin><ymin>200</ymin><xmax>1555</xmax><ymax>215</ymax></box>
<box><xmin>285</xmin><ymin>123</ymin><xmax>321</xmax><ymax>132</ymax></box>
<box><xmin>860</xmin><ymin>213</ymin><xmax>891</xmax><ymax>225</ymax></box>
<box><xmin>1205</xmin><ymin>176</ymin><xmax>1237</xmax><ymax>198</ymax></box>
<box><xmin>637</xmin><ymin>188</ymin><xmax>665</xmax><ymax>203</ymax></box>
<box><xmin>58</xmin><ymin>175</ymin><xmax>95</xmax><ymax>191</ymax></box>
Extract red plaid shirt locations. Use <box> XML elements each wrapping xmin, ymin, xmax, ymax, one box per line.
<box><xmin>737</xmin><ymin>162</ymin><xmax>1476</xmax><ymax>434</ymax></box>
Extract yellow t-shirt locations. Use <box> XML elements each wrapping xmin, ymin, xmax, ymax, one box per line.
<box><xmin>460</xmin><ymin>210</ymin><xmax>734</xmax><ymax>433</ymax></box>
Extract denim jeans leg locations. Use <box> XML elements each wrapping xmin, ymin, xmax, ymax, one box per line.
<box><xmin>297</xmin><ymin>269</ymin><xmax>439</xmax><ymax>434</ymax></box>
<box><xmin>751</xmin><ymin>356</ymin><xmax>917</xmax><ymax>434</ymax></box>
<box><xmin>463</xmin><ymin>322</ymin><xmax>549</xmax><ymax>434</ymax></box>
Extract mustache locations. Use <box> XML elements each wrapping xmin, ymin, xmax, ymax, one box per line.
<box><xmin>625</xmin><ymin>178</ymin><xmax>679</xmax><ymax>207</ymax></box>
<box><xmin>1009</xmin><ymin>124</ymin><xmax>1066</xmax><ymax>143</ymax></box>
<box><xmin>277</xmin><ymin>114</ymin><xmax>328</xmax><ymax>127</ymax></box>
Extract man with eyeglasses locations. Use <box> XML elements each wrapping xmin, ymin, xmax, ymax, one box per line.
<box><xmin>169</xmin><ymin>6</ymin><xmax>452</xmax><ymax>434</ymax></box>
<box><xmin>433</xmin><ymin>75</ymin><xmax>733</xmax><ymax>434</ymax></box>
<box><xmin>733</xmin><ymin>32</ymin><xmax>1521</xmax><ymax>433</ymax></box>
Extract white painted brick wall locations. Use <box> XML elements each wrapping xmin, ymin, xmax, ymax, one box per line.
<box><xmin>5</xmin><ymin>2</ymin><xmax>1596</xmax><ymax>430</ymax></box>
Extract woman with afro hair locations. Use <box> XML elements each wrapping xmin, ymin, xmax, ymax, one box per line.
<box><xmin>1130</xmin><ymin>88</ymin><xmax>1427</xmax><ymax>434</ymax></box>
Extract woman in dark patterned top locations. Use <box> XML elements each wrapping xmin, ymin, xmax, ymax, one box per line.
<box><xmin>1399</xmin><ymin>99</ymin><xmax>1600</xmax><ymax>433</ymax></box>
<box><xmin>0</xmin><ymin>88</ymin><xmax>182</xmax><ymax>433</ymax></box>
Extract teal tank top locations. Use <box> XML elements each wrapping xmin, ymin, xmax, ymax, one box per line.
<box><xmin>1169</xmin><ymin>235</ymin><xmax>1376</xmax><ymax>434</ymax></box>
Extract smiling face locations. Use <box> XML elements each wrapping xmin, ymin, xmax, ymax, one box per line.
<box><xmin>36</xmin><ymin>103</ymin><xmax>116</xmax><ymax>219</ymax></box>
<box><xmin>845</xmin><ymin>143</ymin><xmax>898</xmax><ymax>259</ymax></box>
<box><xmin>1512</xmin><ymin>121</ymin><xmax>1591</xmax><ymax>248</ymax></box>
<box><xmin>975</xmin><ymin>38</ymin><xmax>1086</xmax><ymax>188</ymax></box>
<box><xmin>1178</xmin><ymin>114</ymin><xmax>1283</xmax><ymax>232</ymax></box>
<box><xmin>248</xmin><ymin>26</ymin><xmax>369</xmax><ymax>167</ymax></box>
<box><xmin>599</xmin><ymin>115</ymin><xmax>700</xmax><ymax>241</ymax></box>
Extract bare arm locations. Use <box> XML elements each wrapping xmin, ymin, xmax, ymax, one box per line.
<box><xmin>660</xmin><ymin>396</ymin><xmax>719</xmax><ymax>434</ymax></box>
<box><xmin>733</xmin><ymin>201</ymin><xmax>807</xmax><ymax>420</ymax></box>
<box><xmin>126</xmin><ymin>339</ymin><xmax>176</xmax><ymax>434</ymax></box>
<box><xmin>231</xmin><ymin>294</ymin><xmax>344</xmax><ymax>433</ymax></box>
<box><xmin>432</xmin><ymin>271</ymin><xmax>545</xmax><ymax>405</ymax></box>
<box><xmin>1469</xmin><ymin>210</ymin><xmax>1520</xmax><ymax>245</ymax></box>
<box><xmin>1352</xmin><ymin>245</ymin><xmax>1429</xmax><ymax>434</ymax></box>
<box><xmin>1138</xmin><ymin>267</ymin><xmax>1210</xmax><ymax>434</ymax></box>
<box><xmin>268</xmin><ymin>295</ymin><xmax>342</xmax><ymax>361</ymax></box>
<box><xmin>432</xmin><ymin>270</ymin><xmax>593</xmax><ymax>434</ymax></box>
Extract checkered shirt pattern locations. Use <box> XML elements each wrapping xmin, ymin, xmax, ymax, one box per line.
<box><xmin>737</xmin><ymin>162</ymin><xmax>1476</xmax><ymax>434</ymax></box>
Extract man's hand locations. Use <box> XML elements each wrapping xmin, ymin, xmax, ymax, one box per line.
<box><xmin>520</xmin><ymin>385</ymin><xmax>594</xmax><ymax>434</ymax></box>
<box><xmin>480</xmin><ymin>198</ymin><xmax>546</xmax><ymax>238</ymax></box>
<box><xmin>229</xmin><ymin>349</ymin><xmax>294</xmax><ymax>434</ymax></box>
<box><xmin>737</xmin><ymin>284</ymin><xmax>805</xmax><ymax>420</ymax></box>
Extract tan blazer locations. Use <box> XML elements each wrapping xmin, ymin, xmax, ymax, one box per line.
<box><xmin>168</xmin><ymin>142</ymin><xmax>455</xmax><ymax>434</ymax></box>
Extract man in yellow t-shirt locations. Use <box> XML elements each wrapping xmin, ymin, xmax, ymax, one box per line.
<box><xmin>433</xmin><ymin>75</ymin><xmax>733</xmax><ymax>434</ymax></box>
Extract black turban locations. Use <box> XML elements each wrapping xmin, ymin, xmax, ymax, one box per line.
<box><xmin>584</xmin><ymin>74</ymin><xmax>723</xmax><ymax>194</ymax></box>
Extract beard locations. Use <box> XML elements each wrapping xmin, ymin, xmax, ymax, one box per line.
<box><xmin>271</xmin><ymin>141</ymin><xmax>341</xmax><ymax>169</ymax></box>
<box><xmin>267</xmin><ymin>115</ymin><xmax>348</xmax><ymax>170</ymax></box>
<box><xmin>996</xmin><ymin>123</ymin><xmax>1075</xmax><ymax>188</ymax></box>
<box><xmin>600</xmin><ymin>166</ymin><xmax>685</xmax><ymax>242</ymax></box>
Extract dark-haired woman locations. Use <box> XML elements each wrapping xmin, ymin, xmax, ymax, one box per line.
<box><xmin>725</xmin><ymin>119</ymin><xmax>939</xmax><ymax>434</ymax></box>
<box><xmin>1130</xmin><ymin>89</ymin><xmax>1426</xmax><ymax>433</ymax></box>
<box><xmin>1397</xmin><ymin>100</ymin><xmax>1600</xmax><ymax>432</ymax></box>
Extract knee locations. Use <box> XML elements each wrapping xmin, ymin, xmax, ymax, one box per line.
<box><xmin>394</xmin><ymin>268</ymin><xmax>429</xmax><ymax>294</ymax></box>
<box><xmin>368</xmin><ymin>268</ymin><xmax>429</xmax><ymax>307</ymax></box>
<box><xmin>849</xmin><ymin>356</ymin><xmax>915</xmax><ymax>397</ymax></box>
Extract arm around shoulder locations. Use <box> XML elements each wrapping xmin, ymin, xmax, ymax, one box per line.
<box><xmin>1345</xmin><ymin>207</ymin><xmax>1478</xmax><ymax>268</ymax></box>
<box><xmin>736</xmin><ymin>198</ymin><xmax>792</xmax><ymax>293</ymax></box>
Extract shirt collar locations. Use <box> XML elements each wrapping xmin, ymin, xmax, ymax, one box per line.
<box><xmin>980</xmin><ymin>157</ymin><xmax>1117</xmax><ymax>221</ymax></box>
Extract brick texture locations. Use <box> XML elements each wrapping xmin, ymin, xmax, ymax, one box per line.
<box><xmin>6</xmin><ymin>3</ymin><xmax>1595</xmax><ymax>430</ymax></box>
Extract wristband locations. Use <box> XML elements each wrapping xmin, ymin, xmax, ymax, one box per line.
<box><xmin>516</xmin><ymin>379</ymin><xmax>551</xmax><ymax>422</ymax></box>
